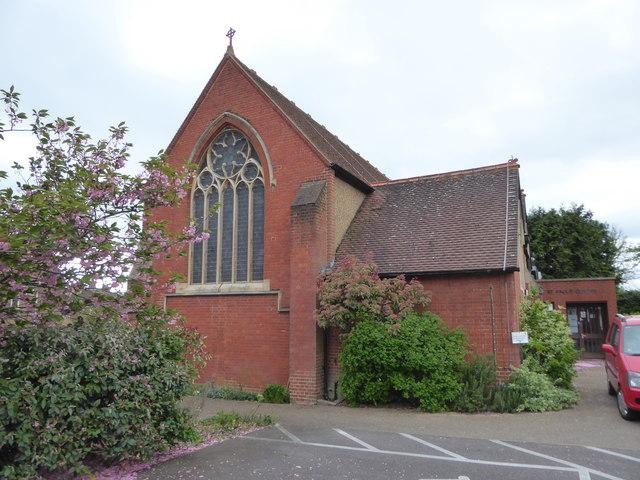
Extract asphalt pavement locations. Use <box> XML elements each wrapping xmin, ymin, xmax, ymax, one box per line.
<box><xmin>141</xmin><ymin>363</ymin><xmax>640</xmax><ymax>480</ymax></box>
<box><xmin>141</xmin><ymin>422</ymin><xmax>639</xmax><ymax>479</ymax></box>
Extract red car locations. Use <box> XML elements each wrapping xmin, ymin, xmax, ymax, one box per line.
<box><xmin>602</xmin><ymin>314</ymin><xmax>640</xmax><ymax>420</ymax></box>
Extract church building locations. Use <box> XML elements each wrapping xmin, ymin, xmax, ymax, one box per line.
<box><xmin>150</xmin><ymin>43</ymin><xmax>536</xmax><ymax>404</ymax></box>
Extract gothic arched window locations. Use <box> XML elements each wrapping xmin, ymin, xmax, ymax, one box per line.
<box><xmin>191</xmin><ymin>128</ymin><xmax>265</xmax><ymax>284</ymax></box>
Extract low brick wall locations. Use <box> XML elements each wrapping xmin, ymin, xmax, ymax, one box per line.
<box><xmin>419</xmin><ymin>271</ymin><xmax>522</xmax><ymax>376</ymax></box>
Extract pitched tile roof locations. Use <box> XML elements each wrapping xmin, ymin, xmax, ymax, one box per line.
<box><xmin>337</xmin><ymin>162</ymin><xmax>522</xmax><ymax>275</ymax></box>
<box><xmin>167</xmin><ymin>50</ymin><xmax>388</xmax><ymax>187</ymax></box>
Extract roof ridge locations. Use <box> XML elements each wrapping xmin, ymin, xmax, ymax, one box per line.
<box><xmin>231</xmin><ymin>57</ymin><xmax>368</xmax><ymax>178</ymax></box>
<box><xmin>296</xmin><ymin>109</ymin><xmax>387</xmax><ymax>181</ymax></box>
<box><xmin>327</xmin><ymin>129</ymin><xmax>388</xmax><ymax>180</ymax></box>
<box><xmin>371</xmin><ymin>160</ymin><xmax>519</xmax><ymax>186</ymax></box>
<box><xmin>230</xmin><ymin>55</ymin><xmax>388</xmax><ymax>184</ymax></box>
<box><xmin>279</xmin><ymin>96</ymin><xmax>368</xmax><ymax>180</ymax></box>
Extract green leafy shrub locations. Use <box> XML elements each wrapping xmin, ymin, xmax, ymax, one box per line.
<box><xmin>0</xmin><ymin>308</ymin><xmax>202</xmax><ymax>480</ymax></box>
<box><xmin>491</xmin><ymin>381</ymin><xmax>525</xmax><ymax>413</ymax></box>
<box><xmin>340</xmin><ymin>312</ymin><xmax>467</xmax><ymax>411</ymax></box>
<box><xmin>453</xmin><ymin>355</ymin><xmax>498</xmax><ymax>413</ymax></box>
<box><xmin>452</xmin><ymin>356</ymin><xmax>579</xmax><ymax>414</ymax></box>
<box><xmin>520</xmin><ymin>295</ymin><xmax>579</xmax><ymax>388</ymax></box>
<box><xmin>206</xmin><ymin>386</ymin><xmax>258</xmax><ymax>401</ymax></box>
<box><xmin>200</xmin><ymin>411</ymin><xmax>272</xmax><ymax>432</ymax></box>
<box><xmin>338</xmin><ymin>319</ymin><xmax>396</xmax><ymax>405</ymax></box>
<box><xmin>338</xmin><ymin>320</ymin><xmax>394</xmax><ymax>406</ymax></box>
<box><xmin>496</xmin><ymin>366</ymin><xmax>579</xmax><ymax>412</ymax></box>
<box><xmin>262</xmin><ymin>384</ymin><xmax>290</xmax><ymax>404</ymax></box>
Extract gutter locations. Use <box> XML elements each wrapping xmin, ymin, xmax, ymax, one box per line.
<box><xmin>379</xmin><ymin>267</ymin><xmax>520</xmax><ymax>278</ymax></box>
<box><xmin>331</xmin><ymin>164</ymin><xmax>374</xmax><ymax>193</ymax></box>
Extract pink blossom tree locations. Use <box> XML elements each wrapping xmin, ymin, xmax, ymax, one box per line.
<box><xmin>0</xmin><ymin>86</ymin><xmax>204</xmax><ymax>329</ymax></box>
<box><xmin>316</xmin><ymin>255</ymin><xmax>430</xmax><ymax>332</ymax></box>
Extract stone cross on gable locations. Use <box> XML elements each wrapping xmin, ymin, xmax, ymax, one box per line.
<box><xmin>226</xmin><ymin>28</ymin><xmax>236</xmax><ymax>46</ymax></box>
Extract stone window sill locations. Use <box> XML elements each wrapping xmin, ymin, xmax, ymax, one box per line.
<box><xmin>170</xmin><ymin>280</ymin><xmax>271</xmax><ymax>296</ymax></box>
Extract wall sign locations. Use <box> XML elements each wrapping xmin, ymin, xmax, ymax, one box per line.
<box><xmin>511</xmin><ymin>331</ymin><xmax>529</xmax><ymax>344</ymax></box>
<box><xmin>544</xmin><ymin>288</ymin><xmax>599</xmax><ymax>295</ymax></box>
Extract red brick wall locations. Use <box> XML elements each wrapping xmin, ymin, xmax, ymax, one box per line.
<box><xmin>539</xmin><ymin>278</ymin><xmax>618</xmax><ymax>329</ymax></box>
<box><xmin>419</xmin><ymin>271</ymin><xmax>522</xmax><ymax>376</ymax></box>
<box><xmin>150</xmin><ymin>55</ymin><xmax>337</xmax><ymax>399</ymax></box>
<box><xmin>166</xmin><ymin>294</ymin><xmax>289</xmax><ymax>391</ymax></box>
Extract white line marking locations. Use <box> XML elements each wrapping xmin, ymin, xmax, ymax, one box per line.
<box><xmin>241</xmin><ymin>436</ymin><xmax>585</xmax><ymax>475</ymax></box>
<box><xmin>246</xmin><ymin>436</ymin><xmax>384</xmax><ymax>454</ymax></box>
<box><xmin>275</xmin><ymin>423</ymin><xmax>302</xmax><ymax>443</ymax></box>
<box><xmin>400</xmin><ymin>433</ymin><xmax>467</xmax><ymax>460</ymax></box>
<box><xmin>492</xmin><ymin>439</ymin><xmax>627</xmax><ymax>480</ymax></box>
<box><xmin>420</xmin><ymin>477</ymin><xmax>470</xmax><ymax>480</ymax></box>
<box><xmin>334</xmin><ymin>428</ymin><xmax>380</xmax><ymax>451</ymax></box>
<box><xmin>586</xmin><ymin>446</ymin><xmax>640</xmax><ymax>464</ymax></box>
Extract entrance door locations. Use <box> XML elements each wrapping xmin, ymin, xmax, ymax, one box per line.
<box><xmin>566</xmin><ymin>303</ymin><xmax>608</xmax><ymax>357</ymax></box>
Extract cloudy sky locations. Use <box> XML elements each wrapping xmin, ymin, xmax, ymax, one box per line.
<box><xmin>1</xmin><ymin>0</ymin><xmax>639</xmax><ymax>284</ymax></box>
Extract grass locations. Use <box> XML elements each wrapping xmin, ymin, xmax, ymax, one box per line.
<box><xmin>199</xmin><ymin>411</ymin><xmax>273</xmax><ymax>434</ymax></box>
<box><xmin>205</xmin><ymin>386</ymin><xmax>259</xmax><ymax>401</ymax></box>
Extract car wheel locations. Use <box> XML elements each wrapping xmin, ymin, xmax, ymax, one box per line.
<box><xmin>617</xmin><ymin>389</ymin><xmax>638</xmax><ymax>421</ymax></box>
<box><xmin>608</xmin><ymin>381</ymin><xmax>616</xmax><ymax>396</ymax></box>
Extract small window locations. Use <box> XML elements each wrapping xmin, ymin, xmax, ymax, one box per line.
<box><xmin>567</xmin><ymin>306</ymin><xmax>578</xmax><ymax>334</ymax></box>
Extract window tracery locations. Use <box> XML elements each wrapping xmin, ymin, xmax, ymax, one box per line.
<box><xmin>191</xmin><ymin>128</ymin><xmax>264</xmax><ymax>284</ymax></box>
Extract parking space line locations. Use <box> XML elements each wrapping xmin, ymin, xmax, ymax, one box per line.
<box><xmin>275</xmin><ymin>423</ymin><xmax>302</xmax><ymax>443</ymax></box>
<box><xmin>334</xmin><ymin>428</ymin><xmax>380</xmax><ymax>451</ymax></box>
<box><xmin>492</xmin><ymin>439</ymin><xmax>626</xmax><ymax>480</ymax></box>
<box><xmin>585</xmin><ymin>446</ymin><xmax>640</xmax><ymax>464</ymax></box>
<box><xmin>242</xmin><ymin>435</ymin><xmax>586</xmax><ymax>477</ymax></box>
<box><xmin>400</xmin><ymin>433</ymin><xmax>467</xmax><ymax>460</ymax></box>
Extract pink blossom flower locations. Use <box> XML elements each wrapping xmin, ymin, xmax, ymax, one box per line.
<box><xmin>74</xmin><ymin>214</ymin><xmax>91</xmax><ymax>228</ymax></box>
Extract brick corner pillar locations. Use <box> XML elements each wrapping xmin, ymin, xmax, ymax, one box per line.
<box><xmin>289</xmin><ymin>180</ymin><xmax>329</xmax><ymax>404</ymax></box>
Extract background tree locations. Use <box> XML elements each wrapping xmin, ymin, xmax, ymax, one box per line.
<box><xmin>617</xmin><ymin>289</ymin><xmax>640</xmax><ymax>315</ymax></box>
<box><xmin>528</xmin><ymin>204</ymin><xmax>638</xmax><ymax>283</ymax></box>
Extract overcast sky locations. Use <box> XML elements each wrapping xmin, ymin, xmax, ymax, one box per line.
<box><xmin>1</xmin><ymin>0</ymin><xmax>639</xmax><ymax>284</ymax></box>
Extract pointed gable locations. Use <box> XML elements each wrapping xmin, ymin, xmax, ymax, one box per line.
<box><xmin>166</xmin><ymin>50</ymin><xmax>387</xmax><ymax>187</ymax></box>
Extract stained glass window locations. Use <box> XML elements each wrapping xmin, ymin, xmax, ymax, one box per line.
<box><xmin>191</xmin><ymin>189</ymin><xmax>205</xmax><ymax>283</ymax></box>
<box><xmin>190</xmin><ymin>128</ymin><xmax>265</xmax><ymax>284</ymax></box>
<box><xmin>236</xmin><ymin>182</ymin><xmax>249</xmax><ymax>282</ymax></box>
